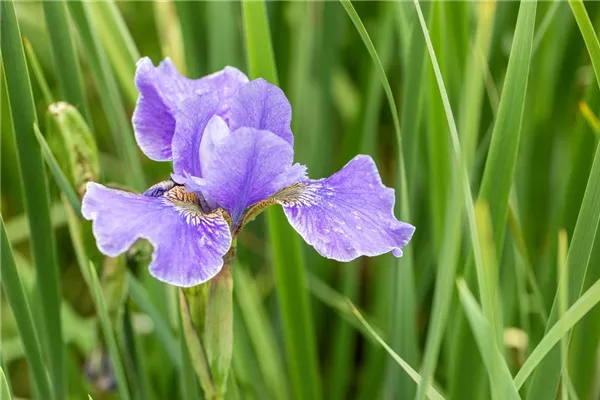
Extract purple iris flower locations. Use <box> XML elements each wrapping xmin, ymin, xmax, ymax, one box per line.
<box><xmin>82</xmin><ymin>57</ymin><xmax>415</xmax><ymax>287</ymax></box>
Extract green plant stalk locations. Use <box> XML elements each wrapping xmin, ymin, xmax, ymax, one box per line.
<box><xmin>23</xmin><ymin>38</ymin><xmax>53</xmax><ymax>105</ymax></box>
<box><xmin>204</xmin><ymin>262</ymin><xmax>234</xmax><ymax>398</ymax></box>
<box><xmin>0</xmin><ymin>219</ymin><xmax>54</xmax><ymax>400</ymax></box>
<box><xmin>67</xmin><ymin>1</ymin><xmax>146</xmax><ymax>191</ymax></box>
<box><xmin>43</xmin><ymin>0</ymin><xmax>93</xmax><ymax>126</ymax></box>
<box><xmin>242</xmin><ymin>2</ymin><xmax>321</xmax><ymax>399</ymax></box>
<box><xmin>180</xmin><ymin>289</ymin><xmax>216</xmax><ymax>399</ymax></box>
<box><xmin>1</xmin><ymin>3</ymin><xmax>65</xmax><ymax>398</ymax></box>
<box><xmin>87</xmin><ymin>0</ymin><xmax>140</xmax><ymax>106</ymax></box>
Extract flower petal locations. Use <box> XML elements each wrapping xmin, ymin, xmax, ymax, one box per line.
<box><xmin>274</xmin><ymin>155</ymin><xmax>414</xmax><ymax>261</ymax></box>
<box><xmin>82</xmin><ymin>182</ymin><xmax>232</xmax><ymax>287</ymax></box>
<box><xmin>192</xmin><ymin>127</ymin><xmax>305</xmax><ymax>224</ymax></box>
<box><xmin>228</xmin><ymin>79</ymin><xmax>294</xmax><ymax>146</ymax></box>
<box><xmin>172</xmin><ymin>94</ymin><xmax>219</xmax><ymax>177</ymax></box>
<box><xmin>132</xmin><ymin>57</ymin><xmax>248</xmax><ymax>161</ymax></box>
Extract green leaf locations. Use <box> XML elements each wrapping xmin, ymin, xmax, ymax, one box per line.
<box><xmin>349</xmin><ymin>301</ymin><xmax>445</xmax><ymax>400</ymax></box>
<box><xmin>33</xmin><ymin>123</ymin><xmax>82</xmax><ymax>218</ymax></box>
<box><xmin>0</xmin><ymin>218</ymin><xmax>54</xmax><ymax>400</ymax></box>
<box><xmin>514</xmin><ymin>276</ymin><xmax>600</xmax><ymax>389</ymax></box>
<box><xmin>456</xmin><ymin>279</ymin><xmax>520</xmax><ymax>400</ymax></box>
<box><xmin>67</xmin><ymin>1</ymin><xmax>146</xmax><ymax>190</ymax></box>
<box><xmin>128</xmin><ymin>274</ymin><xmax>182</xmax><ymax>369</ymax></box>
<box><xmin>62</xmin><ymin>199</ymin><xmax>131</xmax><ymax>400</ymax></box>
<box><xmin>0</xmin><ymin>3</ymin><xmax>65</xmax><ymax>398</ymax></box>
<box><xmin>87</xmin><ymin>0</ymin><xmax>140</xmax><ymax>106</ymax></box>
<box><xmin>43</xmin><ymin>0</ymin><xmax>93</xmax><ymax>125</ymax></box>
<box><xmin>569</xmin><ymin>0</ymin><xmax>600</xmax><ymax>87</ymax></box>
<box><xmin>242</xmin><ymin>3</ymin><xmax>321</xmax><ymax>400</ymax></box>
<box><xmin>175</xmin><ymin>1</ymin><xmax>205</xmax><ymax>77</ymax></box>
<box><xmin>23</xmin><ymin>37</ymin><xmax>53</xmax><ymax>105</ymax></box>
<box><xmin>1</xmin><ymin>367</ymin><xmax>11</xmax><ymax>400</ymax></box>
<box><xmin>233</xmin><ymin>264</ymin><xmax>288</xmax><ymax>400</ymax></box>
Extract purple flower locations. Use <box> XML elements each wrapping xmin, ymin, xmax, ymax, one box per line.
<box><xmin>82</xmin><ymin>57</ymin><xmax>415</xmax><ymax>287</ymax></box>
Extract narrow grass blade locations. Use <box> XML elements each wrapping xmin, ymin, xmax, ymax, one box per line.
<box><xmin>1</xmin><ymin>3</ymin><xmax>65</xmax><ymax>398</ymax></box>
<box><xmin>67</xmin><ymin>1</ymin><xmax>146</xmax><ymax>190</ymax></box>
<box><xmin>456</xmin><ymin>279</ymin><xmax>520</xmax><ymax>400</ymax></box>
<box><xmin>416</xmin><ymin>180</ymin><xmax>463</xmax><ymax>400</ymax></box>
<box><xmin>87</xmin><ymin>0</ymin><xmax>140</xmax><ymax>106</ymax></box>
<box><xmin>569</xmin><ymin>0</ymin><xmax>600</xmax><ymax>86</ymax></box>
<box><xmin>153</xmin><ymin>1</ymin><xmax>185</xmax><ymax>69</ymax></box>
<box><xmin>527</xmin><ymin>144</ymin><xmax>600</xmax><ymax>397</ymax></box>
<box><xmin>86</xmin><ymin>261</ymin><xmax>132</xmax><ymax>400</ymax></box>
<box><xmin>175</xmin><ymin>1</ymin><xmax>205</xmax><ymax>77</ymax></box>
<box><xmin>349</xmin><ymin>301</ymin><xmax>444</xmax><ymax>400</ymax></box>
<box><xmin>233</xmin><ymin>264</ymin><xmax>288</xmax><ymax>400</ymax></box>
<box><xmin>337</xmin><ymin>3</ymin><xmax>417</xmax><ymax>398</ymax></box>
<box><xmin>1</xmin><ymin>367</ymin><xmax>11</xmax><ymax>400</ymax></box>
<box><xmin>128</xmin><ymin>274</ymin><xmax>182</xmax><ymax>369</ymax></box>
<box><xmin>206</xmin><ymin>1</ymin><xmax>242</xmax><ymax>71</ymax></box>
<box><xmin>23</xmin><ymin>38</ymin><xmax>53</xmax><ymax>105</ymax></box>
<box><xmin>515</xmin><ymin>276</ymin><xmax>600</xmax><ymax>389</ymax></box>
<box><xmin>527</xmin><ymin>2</ymin><xmax>600</xmax><ymax>394</ymax></box>
<box><xmin>242</xmin><ymin>1</ymin><xmax>278</xmax><ymax>83</ymax></box>
<box><xmin>0</xmin><ymin>218</ymin><xmax>54</xmax><ymax>400</ymax></box>
<box><xmin>242</xmin><ymin>2</ymin><xmax>321</xmax><ymax>400</ymax></box>
<box><xmin>33</xmin><ymin>123</ymin><xmax>82</xmax><ymax>218</ymax></box>
<box><xmin>458</xmin><ymin>1</ymin><xmax>496</xmax><ymax>172</ymax></box>
<box><xmin>478</xmin><ymin>0</ymin><xmax>536</xmax><ymax>249</ymax></box>
<box><xmin>63</xmin><ymin>200</ymin><xmax>132</xmax><ymax>400</ymax></box>
<box><xmin>42</xmin><ymin>0</ymin><xmax>92</xmax><ymax>125</ymax></box>
<box><xmin>557</xmin><ymin>230</ymin><xmax>569</xmax><ymax>400</ymax></box>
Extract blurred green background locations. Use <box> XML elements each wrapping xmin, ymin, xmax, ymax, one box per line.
<box><xmin>1</xmin><ymin>1</ymin><xmax>600</xmax><ymax>399</ymax></box>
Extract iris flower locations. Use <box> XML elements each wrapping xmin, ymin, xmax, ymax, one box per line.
<box><xmin>82</xmin><ymin>58</ymin><xmax>415</xmax><ymax>287</ymax></box>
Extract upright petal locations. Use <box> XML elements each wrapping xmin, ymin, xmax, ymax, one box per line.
<box><xmin>133</xmin><ymin>57</ymin><xmax>248</xmax><ymax>161</ymax></box>
<box><xmin>272</xmin><ymin>155</ymin><xmax>414</xmax><ymax>261</ymax></box>
<box><xmin>172</xmin><ymin>94</ymin><xmax>219</xmax><ymax>177</ymax></box>
<box><xmin>193</xmin><ymin>127</ymin><xmax>305</xmax><ymax>224</ymax></box>
<box><xmin>228</xmin><ymin>79</ymin><xmax>294</xmax><ymax>146</ymax></box>
<box><xmin>82</xmin><ymin>182</ymin><xmax>232</xmax><ymax>287</ymax></box>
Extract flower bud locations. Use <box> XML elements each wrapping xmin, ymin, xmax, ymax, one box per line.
<box><xmin>46</xmin><ymin>102</ymin><xmax>99</xmax><ymax>197</ymax></box>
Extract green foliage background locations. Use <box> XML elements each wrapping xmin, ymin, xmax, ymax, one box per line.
<box><xmin>1</xmin><ymin>1</ymin><xmax>600</xmax><ymax>399</ymax></box>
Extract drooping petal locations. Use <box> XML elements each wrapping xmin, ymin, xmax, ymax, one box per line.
<box><xmin>171</xmin><ymin>94</ymin><xmax>219</xmax><ymax>177</ymax></box>
<box><xmin>228</xmin><ymin>78</ymin><xmax>294</xmax><ymax>146</ymax></box>
<box><xmin>191</xmin><ymin>127</ymin><xmax>305</xmax><ymax>224</ymax></box>
<box><xmin>272</xmin><ymin>155</ymin><xmax>414</xmax><ymax>261</ymax></box>
<box><xmin>132</xmin><ymin>57</ymin><xmax>248</xmax><ymax>161</ymax></box>
<box><xmin>82</xmin><ymin>182</ymin><xmax>232</xmax><ymax>287</ymax></box>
